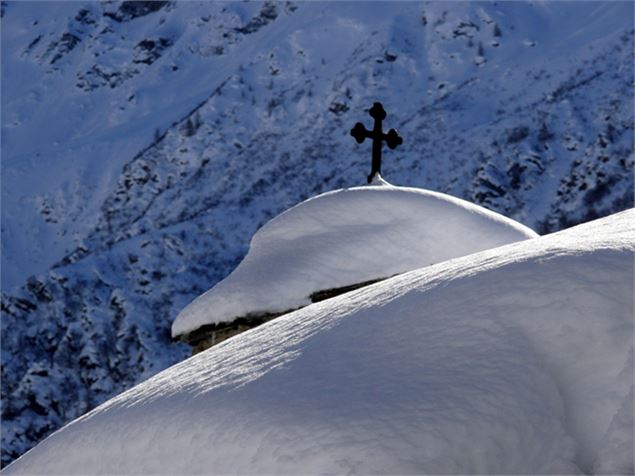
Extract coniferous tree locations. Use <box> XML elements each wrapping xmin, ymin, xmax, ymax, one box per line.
<box><xmin>538</xmin><ymin>122</ymin><xmax>553</xmax><ymax>142</ymax></box>
<box><xmin>193</xmin><ymin>112</ymin><xmax>202</xmax><ymax>130</ymax></box>
<box><xmin>182</xmin><ymin>118</ymin><xmax>195</xmax><ymax>137</ymax></box>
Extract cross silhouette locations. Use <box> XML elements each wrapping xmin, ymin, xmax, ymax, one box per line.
<box><xmin>350</xmin><ymin>102</ymin><xmax>403</xmax><ymax>183</ymax></box>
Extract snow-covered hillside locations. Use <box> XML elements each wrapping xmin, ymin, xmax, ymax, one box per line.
<box><xmin>174</xmin><ymin>182</ymin><xmax>537</xmax><ymax>338</ymax></box>
<box><xmin>1</xmin><ymin>1</ymin><xmax>633</xmax><ymax>465</ymax></box>
<box><xmin>5</xmin><ymin>210</ymin><xmax>633</xmax><ymax>475</ymax></box>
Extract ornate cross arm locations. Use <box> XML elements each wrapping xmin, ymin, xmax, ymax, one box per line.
<box><xmin>350</xmin><ymin>102</ymin><xmax>403</xmax><ymax>183</ymax></box>
<box><xmin>384</xmin><ymin>128</ymin><xmax>403</xmax><ymax>149</ymax></box>
<box><xmin>350</xmin><ymin>122</ymin><xmax>372</xmax><ymax>143</ymax></box>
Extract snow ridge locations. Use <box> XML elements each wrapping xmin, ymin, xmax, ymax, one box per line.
<box><xmin>4</xmin><ymin>210</ymin><xmax>633</xmax><ymax>475</ymax></box>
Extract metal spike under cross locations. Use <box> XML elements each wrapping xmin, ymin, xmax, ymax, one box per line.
<box><xmin>350</xmin><ymin>102</ymin><xmax>403</xmax><ymax>183</ymax></box>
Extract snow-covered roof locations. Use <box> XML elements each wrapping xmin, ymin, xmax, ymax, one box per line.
<box><xmin>5</xmin><ymin>210</ymin><xmax>633</xmax><ymax>475</ymax></box>
<box><xmin>172</xmin><ymin>182</ymin><xmax>538</xmax><ymax>337</ymax></box>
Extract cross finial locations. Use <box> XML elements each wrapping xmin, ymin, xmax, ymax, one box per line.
<box><xmin>350</xmin><ymin>102</ymin><xmax>403</xmax><ymax>183</ymax></box>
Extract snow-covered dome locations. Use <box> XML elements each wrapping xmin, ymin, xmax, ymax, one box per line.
<box><xmin>172</xmin><ymin>183</ymin><xmax>538</xmax><ymax>338</ymax></box>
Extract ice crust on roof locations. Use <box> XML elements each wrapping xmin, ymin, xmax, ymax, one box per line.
<box><xmin>172</xmin><ymin>183</ymin><xmax>538</xmax><ymax>337</ymax></box>
<box><xmin>5</xmin><ymin>210</ymin><xmax>633</xmax><ymax>475</ymax></box>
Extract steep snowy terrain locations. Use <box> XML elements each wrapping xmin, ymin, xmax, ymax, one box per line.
<box><xmin>174</xmin><ymin>183</ymin><xmax>537</xmax><ymax>337</ymax></box>
<box><xmin>4</xmin><ymin>210</ymin><xmax>633</xmax><ymax>475</ymax></box>
<box><xmin>1</xmin><ymin>1</ymin><xmax>633</xmax><ymax>464</ymax></box>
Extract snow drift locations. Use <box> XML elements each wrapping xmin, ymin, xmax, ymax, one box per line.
<box><xmin>172</xmin><ymin>183</ymin><xmax>538</xmax><ymax>337</ymax></box>
<box><xmin>5</xmin><ymin>209</ymin><xmax>633</xmax><ymax>475</ymax></box>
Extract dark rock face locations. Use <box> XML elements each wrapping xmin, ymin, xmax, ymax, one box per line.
<box><xmin>104</xmin><ymin>1</ymin><xmax>169</xmax><ymax>22</ymax></box>
<box><xmin>235</xmin><ymin>2</ymin><xmax>278</xmax><ymax>35</ymax></box>
<box><xmin>133</xmin><ymin>38</ymin><xmax>173</xmax><ymax>65</ymax></box>
<box><xmin>44</xmin><ymin>33</ymin><xmax>82</xmax><ymax>65</ymax></box>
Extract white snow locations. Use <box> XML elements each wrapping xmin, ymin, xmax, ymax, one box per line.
<box><xmin>172</xmin><ymin>182</ymin><xmax>538</xmax><ymax>337</ymax></box>
<box><xmin>5</xmin><ymin>209</ymin><xmax>632</xmax><ymax>475</ymax></box>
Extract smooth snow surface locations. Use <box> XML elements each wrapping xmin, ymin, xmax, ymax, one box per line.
<box><xmin>172</xmin><ymin>183</ymin><xmax>538</xmax><ymax>337</ymax></box>
<box><xmin>6</xmin><ymin>210</ymin><xmax>633</xmax><ymax>475</ymax></box>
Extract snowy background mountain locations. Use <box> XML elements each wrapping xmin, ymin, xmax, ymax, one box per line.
<box><xmin>1</xmin><ymin>0</ymin><xmax>633</xmax><ymax>466</ymax></box>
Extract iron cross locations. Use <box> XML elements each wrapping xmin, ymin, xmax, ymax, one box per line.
<box><xmin>350</xmin><ymin>102</ymin><xmax>403</xmax><ymax>183</ymax></box>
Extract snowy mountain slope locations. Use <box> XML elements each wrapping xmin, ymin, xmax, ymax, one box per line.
<box><xmin>2</xmin><ymin>1</ymin><xmax>633</xmax><ymax>287</ymax></box>
<box><xmin>174</xmin><ymin>183</ymin><xmax>538</xmax><ymax>337</ymax></box>
<box><xmin>1</xmin><ymin>0</ymin><xmax>300</xmax><ymax>289</ymax></box>
<box><xmin>5</xmin><ymin>209</ymin><xmax>633</xmax><ymax>475</ymax></box>
<box><xmin>1</xmin><ymin>1</ymin><xmax>633</xmax><ymax>465</ymax></box>
<box><xmin>68</xmin><ymin>1</ymin><xmax>634</xmax><ymax>258</ymax></box>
